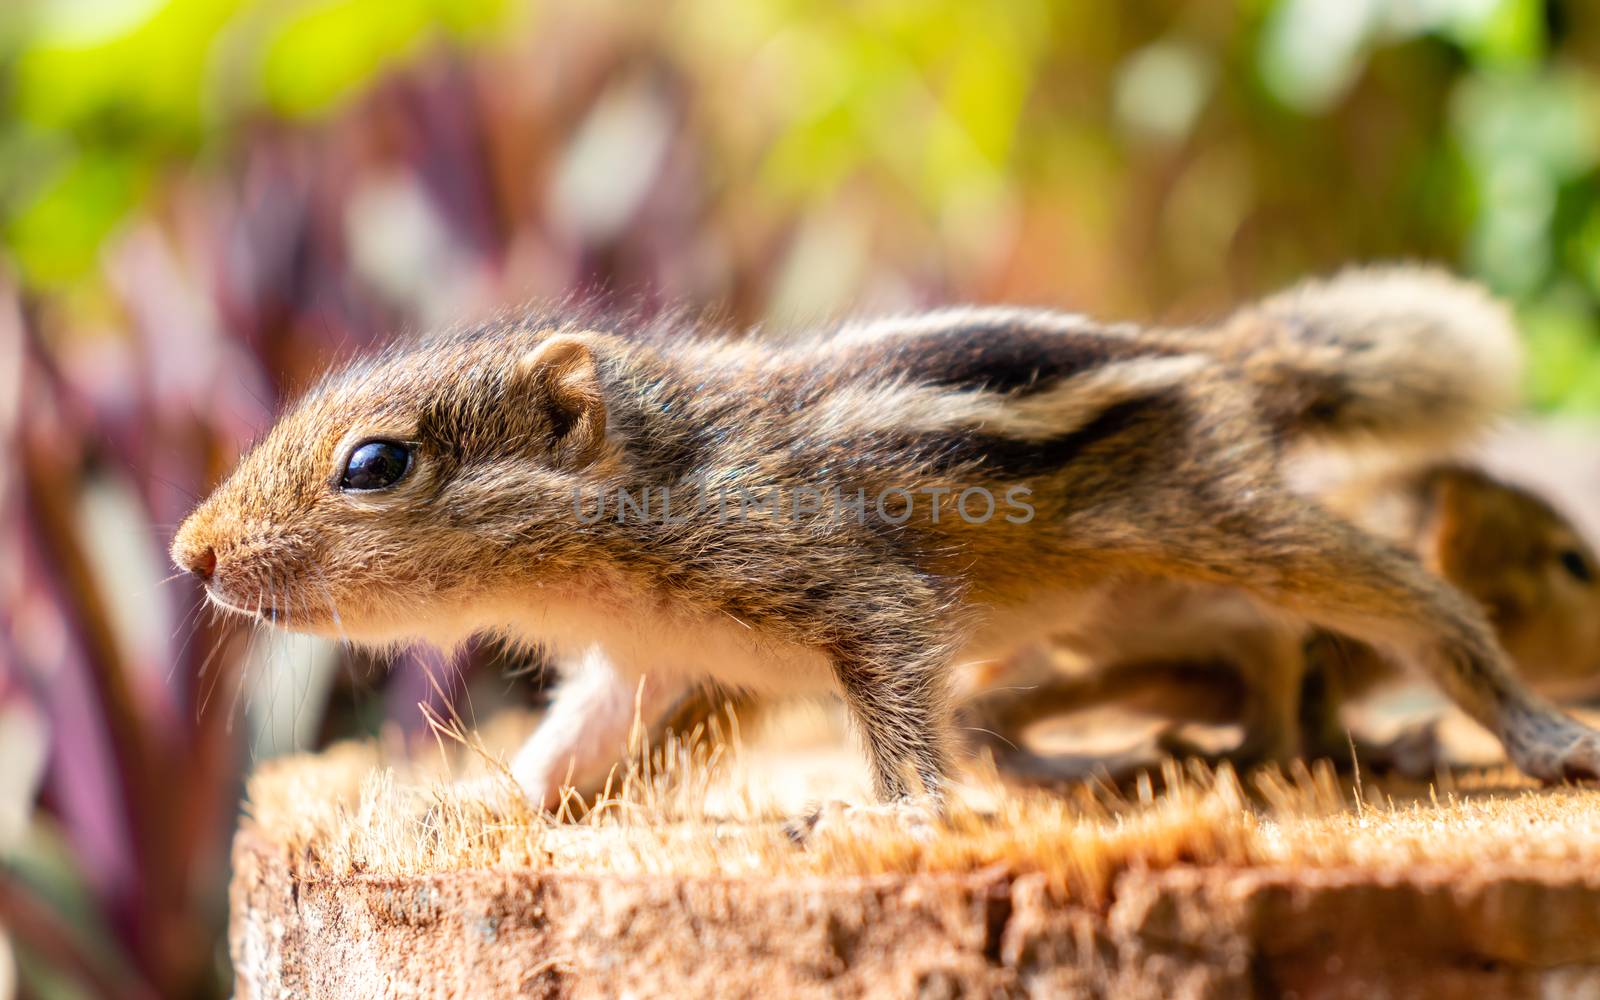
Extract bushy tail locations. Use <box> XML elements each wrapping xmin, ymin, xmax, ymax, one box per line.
<box><xmin>1206</xmin><ymin>265</ymin><xmax>1523</xmax><ymax>449</ymax></box>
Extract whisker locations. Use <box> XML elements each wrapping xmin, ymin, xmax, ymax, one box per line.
<box><xmin>229</xmin><ymin>588</ymin><xmax>268</xmax><ymax>740</ymax></box>
<box><xmin>959</xmin><ymin>725</ymin><xmax>1019</xmax><ymax>753</ymax></box>
<box><xmin>309</xmin><ymin>567</ymin><xmax>367</xmax><ymax>723</ymax></box>
<box><xmin>194</xmin><ymin>628</ymin><xmax>233</xmax><ymax>711</ymax></box>
<box><xmin>169</xmin><ymin>590</ymin><xmax>208</xmax><ymax>642</ymax></box>
<box><xmin>195</xmin><ymin>622</ymin><xmax>230</xmax><ymax>721</ymax></box>
<box><xmin>165</xmin><ymin>597</ymin><xmax>210</xmax><ymax>687</ymax></box>
<box><xmin>196</xmin><ymin>585</ymin><xmax>252</xmax><ymax>719</ymax></box>
<box><xmin>142</xmin><ymin>471</ymin><xmax>200</xmax><ymax>504</ymax></box>
<box><xmin>289</xmin><ymin>586</ymin><xmax>318</xmax><ymax>752</ymax></box>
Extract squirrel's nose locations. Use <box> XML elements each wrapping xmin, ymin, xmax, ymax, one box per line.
<box><xmin>178</xmin><ymin>542</ymin><xmax>217</xmax><ymax>581</ymax></box>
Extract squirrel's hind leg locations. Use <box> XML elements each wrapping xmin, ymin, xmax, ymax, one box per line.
<box><xmin>1159</xmin><ymin>496</ymin><xmax>1600</xmax><ymax>784</ymax></box>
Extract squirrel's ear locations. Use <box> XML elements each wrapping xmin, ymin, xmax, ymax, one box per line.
<box><xmin>1423</xmin><ymin>468</ymin><xmax>1521</xmax><ymax>597</ymax></box>
<box><xmin>516</xmin><ymin>333</ymin><xmax>607</xmax><ymax>465</ymax></box>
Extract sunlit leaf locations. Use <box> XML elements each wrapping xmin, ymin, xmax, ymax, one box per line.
<box><xmin>1445</xmin><ymin>0</ymin><xmax>1544</xmax><ymax>69</ymax></box>
<box><xmin>4</xmin><ymin>152</ymin><xmax>144</xmax><ymax>287</ymax></box>
<box><xmin>260</xmin><ymin>0</ymin><xmax>509</xmax><ymax>118</ymax></box>
<box><xmin>13</xmin><ymin>0</ymin><xmax>241</xmax><ymax>139</ymax></box>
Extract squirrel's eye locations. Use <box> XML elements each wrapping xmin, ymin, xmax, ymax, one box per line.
<box><xmin>1558</xmin><ymin>548</ymin><xmax>1595</xmax><ymax>584</ymax></box>
<box><xmin>340</xmin><ymin>441</ymin><xmax>412</xmax><ymax>492</ymax></box>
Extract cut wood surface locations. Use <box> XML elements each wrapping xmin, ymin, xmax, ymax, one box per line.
<box><xmin>230</xmin><ymin>823</ymin><xmax>1600</xmax><ymax>999</ymax></box>
<box><xmin>232</xmin><ymin>714</ymin><xmax>1600</xmax><ymax>999</ymax></box>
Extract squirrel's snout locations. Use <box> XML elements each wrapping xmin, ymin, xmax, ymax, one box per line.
<box><xmin>172</xmin><ymin>521</ymin><xmax>218</xmax><ymax>581</ymax></box>
<box><xmin>182</xmin><ymin>544</ymin><xmax>218</xmax><ymax>581</ymax></box>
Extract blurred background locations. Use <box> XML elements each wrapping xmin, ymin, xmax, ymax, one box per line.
<box><xmin>2</xmin><ymin>0</ymin><xmax>1600</xmax><ymax>995</ymax></box>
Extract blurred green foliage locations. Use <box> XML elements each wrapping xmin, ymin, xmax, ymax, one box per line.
<box><xmin>1</xmin><ymin>0</ymin><xmax>509</xmax><ymax>285</ymax></box>
<box><xmin>2</xmin><ymin>0</ymin><xmax>1600</xmax><ymax>410</ymax></box>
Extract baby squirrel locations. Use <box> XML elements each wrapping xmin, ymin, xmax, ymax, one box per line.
<box><xmin>957</xmin><ymin>463</ymin><xmax>1600</xmax><ymax>784</ymax></box>
<box><xmin>172</xmin><ymin>265</ymin><xmax>1600</xmax><ymax>811</ymax></box>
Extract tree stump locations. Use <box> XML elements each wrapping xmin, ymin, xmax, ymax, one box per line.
<box><xmin>229</xmin><ymin>735</ymin><xmax>1600</xmax><ymax>999</ymax></box>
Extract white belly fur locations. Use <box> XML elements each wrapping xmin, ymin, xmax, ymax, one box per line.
<box><xmin>407</xmin><ymin>562</ymin><xmax>1125</xmax><ymax>698</ymax></box>
<box><xmin>490</xmin><ymin>588</ymin><xmax>838</xmax><ymax>696</ymax></box>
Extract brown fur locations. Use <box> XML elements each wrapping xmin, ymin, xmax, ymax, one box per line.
<box><xmin>959</xmin><ymin>464</ymin><xmax>1600</xmax><ymax>783</ymax></box>
<box><xmin>172</xmin><ymin>265</ymin><xmax>1600</xmax><ymax>810</ymax></box>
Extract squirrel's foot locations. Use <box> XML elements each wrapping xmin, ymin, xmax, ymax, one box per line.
<box><xmin>1154</xmin><ymin>727</ymin><xmax>1289</xmax><ymax>774</ymax></box>
<box><xmin>1504</xmin><ymin>713</ymin><xmax>1600</xmax><ymax>784</ymax></box>
<box><xmin>784</xmin><ymin>798</ymin><xmax>939</xmax><ymax>847</ymax></box>
<box><xmin>1349</xmin><ymin>720</ymin><xmax>1446</xmax><ymax>780</ymax></box>
<box><xmin>989</xmin><ymin>744</ymin><xmax>1166</xmax><ymax>790</ymax></box>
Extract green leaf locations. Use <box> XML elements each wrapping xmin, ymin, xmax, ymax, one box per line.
<box><xmin>260</xmin><ymin>0</ymin><xmax>509</xmax><ymax>118</ymax></box>
<box><xmin>1446</xmin><ymin>0</ymin><xmax>1545</xmax><ymax>70</ymax></box>
<box><xmin>4</xmin><ymin>152</ymin><xmax>144</xmax><ymax>288</ymax></box>
<box><xmin>13</xmin><ymin>0</ymin><xmax>242</xmax><ymax>141</ymax></box>
<box><xmin>1520</xmin><ymin>289</ymin><xmax>1600</xmax><ymax>411</ymax></box>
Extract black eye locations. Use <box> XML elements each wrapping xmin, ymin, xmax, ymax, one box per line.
<box><xmin>1559</xmin><ymin>548</ymin><xmax>1595</xmax><ymax>584</ymax></box>
<box><xmin>340</xmin><ymin>441</ymin><xmax>412</xmax><ymax>492</ymax></box>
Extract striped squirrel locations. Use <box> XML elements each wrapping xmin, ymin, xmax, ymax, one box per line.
<box><xmin>172</xmin><ymin>266</ymin><xmax>1600</xmax><ymax>813</ymax></box>
<box><xmin>956</xmin><ymin>463</ymin><xmax>1600</xmax><ymax>785</ymax></box>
